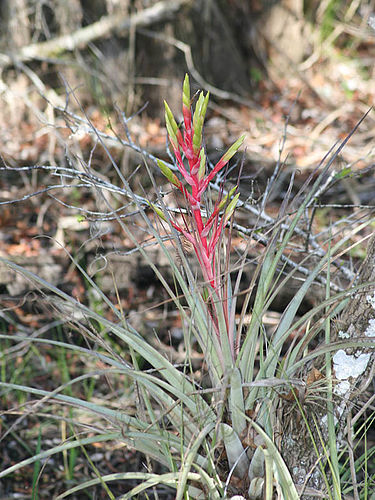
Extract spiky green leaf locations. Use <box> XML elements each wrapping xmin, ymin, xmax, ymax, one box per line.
<box><xmin>223</xmin><ymin>192</ymin><xmax>240</xmax><ymax>225</ymax></box>
<box><xmin>198</xmin><ymin>149</ymin><xmax>206</xmax><ymax>180</ymax></box>
<box><xmin>183</xmin><ymin>74</ymin><xmax>190</xmax><ymax>108</ymax></box>
<box><xmin>192</xmin><ymin>92</ymin><xmax>209</xmax><ymax>153</ymax></box>
<box><xmin>221</xmin><ymin>134</ymin><xmax>246</xmax><ymax>163</ymax></box>
<box><xmin>157</xmin><ymin>159</ymin><xmax>181</xmax><ymax>188</ymax></box>
<box><xmin>164</xmin><ymin>101</ymin><xmax>179</xmax><ymax>147</ymax></box>
<box><xmin>217</xmin><ymin>186</ymin><xmax>237</xmax><ymax>213</ymax></box>
<box><xmin>147</xmin><ymin>200</ymin><xmax>167</xmax><ymax>222</ymax></box>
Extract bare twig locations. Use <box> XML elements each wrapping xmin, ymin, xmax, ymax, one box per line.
<box><xmin>3</xmin><ymin>104</ymin><xmax>371</xmax><ymax>290</ymax></box>
<box><xmin>0</xmin><ymin>0</ymin><xmax>192</xmax><ymax>69</ymax></box>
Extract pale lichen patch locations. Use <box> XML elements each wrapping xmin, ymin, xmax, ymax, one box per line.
<box><xmin>338</xmin><ymin>330</ymin><xmax>350</xmax><ymax>339</ymax></box>
<box><xmin>333</xmin><ymin>349</ymin><xmax>371</xmax><ymax>380</ymax></box>
<box><xmin>366</xmin><ymin>291</ymin><xmax>375</xmax><ymax>309</ymax></box>
<box><xmin>335</xmin><ymin>380</ymin><xmax>351</xmax><ymax>396</ymax></box>
<box><xmin>364</xmin><ymin>318</ymin><xmax>375</xmax><ymax>337</ymax></box>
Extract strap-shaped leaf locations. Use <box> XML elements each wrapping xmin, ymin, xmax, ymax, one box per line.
<box><xmin>164</xmin><ymin>101</ymin><xmax>179</xmax><ymax>148</ymax></box>
<box><xmin>182</xmin><ymin>73</ymin><xmax>190</xmax><ymax>108</ymax></box>
<box><xmin>157</xmin><ymin>159</ymin><xmax>182</xmax><ymax>188</ymax></box>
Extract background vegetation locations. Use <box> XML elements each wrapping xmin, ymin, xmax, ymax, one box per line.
<box><xmin>0</xmin><ymin>1</ymin><xmax>374</xmax><ymax>498</ymax></box>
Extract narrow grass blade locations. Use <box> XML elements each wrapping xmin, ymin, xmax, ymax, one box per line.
<box><xmin>176</xmin><ymin>423</ymin><xmax>215</xmax><ymax>500</ymax></box>
<box><xmin>0</xmin><ymin>432</ymin><xmax>121</xmax><ymax>479</ymax></box>
<box><xmin>263</xmin><ymin>221</ymin><xmax>372</xmax><ymax>380</ymax></box>
<box><xmin>229</xmin><ymin>367</ymin><xmax>246</xmax><ymax>436</ymax></box>
<box><xmin>325</xmin><ymin>240</ymin><xmax>341</xmax><ymax>500</ymax></box>
<box><xmin>0</xmin><ymin>257</ymin><xmax>215</xmax><ymax>421</ymax></box>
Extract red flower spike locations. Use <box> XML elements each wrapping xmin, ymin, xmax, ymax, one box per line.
<box><xmin>201</xmin><ymin>186</ymin><xmax>238</xmax><ymax>237</ymax></box>
<box><xmin>155</xmin><ymin>74</ymin><xmax>244</xmax><ymax>293</ymax></box>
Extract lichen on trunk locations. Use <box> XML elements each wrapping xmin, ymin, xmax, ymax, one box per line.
<box><xmin>281</xmin><ymin>234</ymin><xmax>375</xmax><ymax>498</ymax></box>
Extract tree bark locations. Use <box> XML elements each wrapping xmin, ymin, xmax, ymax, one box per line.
<box><xmin>0</xmin><ymin>0</ymin><xmax>31</xmax><ymax>49</ymax></box>
<box><xmin>250</xmin><ymin>0</ymin><xmax>308</xmax><ymax>75</ymax></box>
<box><xmin>280</xmin><ymin>233</ymin><xmax>375</xmax><ymax>498</ymax></box>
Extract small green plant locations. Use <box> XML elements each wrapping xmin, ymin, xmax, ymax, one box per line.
<box><xmin>320</xmin><ymin>0</ymin><xmax>342</xmax><ymax>40</ymax></box>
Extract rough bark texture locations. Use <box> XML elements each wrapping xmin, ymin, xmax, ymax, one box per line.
<box><xmin>281</xmin><ymin>233</ymin><xmax>375</xmax><ymax>498</ymax></box>
<box><xmin>338</xmin><ymin>233</ymin><xmax>375</xmax><ymax>339</ymax></box>
<box><xmin>0</xmin><ymin>0</ymin><xmax>31</xmax><ymax>49</ymax></box>
<box><xmin>226</xmin><ymin>0</ymin><xmax>310</xmax><ymax>80</ymax></box>
<box><xmin>261</xmin><ymin>0</ymin><xmax>306</xmax><ymax>68</ymax></box>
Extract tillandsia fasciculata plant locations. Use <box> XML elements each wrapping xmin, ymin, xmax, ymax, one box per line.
<box><xmin>148</xmin><ymin>76</ymin><xmax>303</xmax><ymax>497</ymax></box>
<box><xmin>151</xmin><ymin>74</ymin><xmax>244</xmax><ymax>364</ymax></box>
<box><xmin>147</xmin><ymin>75</ymin><xmax>374</xmax><ymax>498</ymax></box>
<box><xmin>1</xmin><ymin>73</ymin><xmax>373</xmax><ymax>499</ymax></box>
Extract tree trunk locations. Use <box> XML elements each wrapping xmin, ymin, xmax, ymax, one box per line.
<box><xmin>0</xmin><ymin>0</ymin><xmax>31</xmax><ymax>49</ymax></box>
<box><xmin>250</xmin><ymin>0</ymin><xmax>308</xmax><ymax>76</ymax></box>
<box><xmin>281</xmin><ymin>233</ymin><xmax>375</xmax><ymax>498</ymax></box>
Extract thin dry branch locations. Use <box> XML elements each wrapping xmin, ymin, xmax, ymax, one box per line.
<box><xmin>2</xmin><ymin>101</ymin><xmax>372</xmax><ymax>293</ymax></box>
<box><xmin>0</xmin><ymin>0</ymin><xmax>192</xmax><ymax>68</ymax></box>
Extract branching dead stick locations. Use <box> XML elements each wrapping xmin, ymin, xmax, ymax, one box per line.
<box><xmin>232</xmin><ymin>221</ymin><xmax>343</xmax><ymax>292</ymax></box>
<box><xmin>0</xmin><ymin>0</ymin><xmax>192</xmax><ymax>68</ymax></box>
<box><xmin>213</xmin><ymin>181</ymin><xmax>356</xmax><ymax>281</ymax></box>
<box><xmin>1</xmin><ymin>105</ymin><xmax>358</xmax><ymax>286</ymax></box>
<box><xmin>0</xmin><ymin>165</ymin><xmax>147</xmax><ymax>206</ymax></box>
<box><xmin>57</xmin><ymin>108</ymin><xmax>356</xmax><ymax>282</ymax></box>
<box><xmin>2</xmin><ymin>104</ymin><xmax>363</xmax><ymax>286</ymax></box>
<box><xmin>0</xmin><ymin>164</ymin><xmax>345</xmax><ymax>292</ymax></box>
